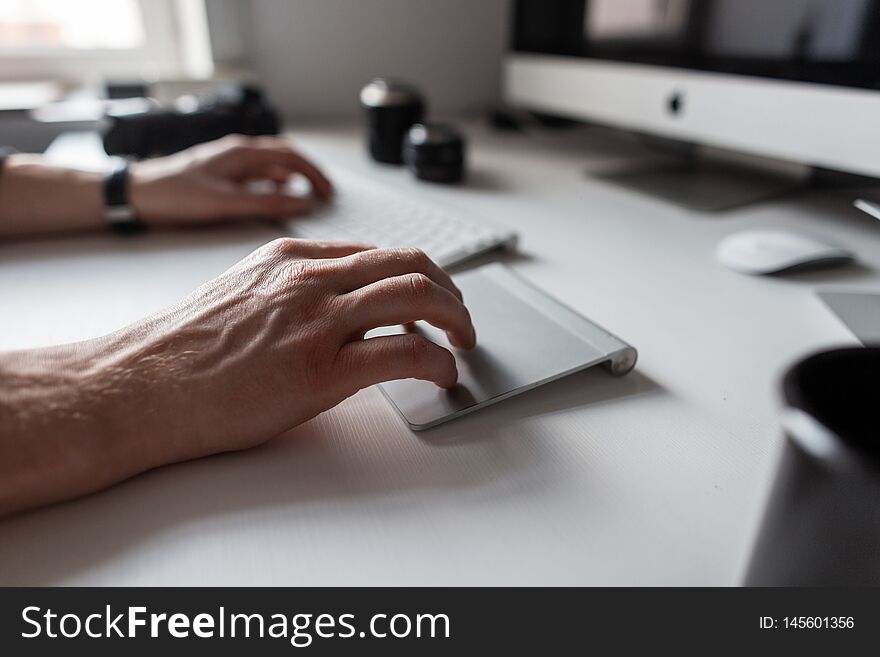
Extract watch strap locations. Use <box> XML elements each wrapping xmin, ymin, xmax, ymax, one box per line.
<box><xmin>103</xmin><ymin>162</ymin><xmax>145</xmax><ymax>234</ymax></box>
<box><xmin>0</xmin><ymin>146</ymin><xmax>17</xmax><ymax>176</ymax></box>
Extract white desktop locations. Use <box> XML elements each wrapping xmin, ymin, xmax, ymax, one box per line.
<box><xmin>0</xmin><ymin>119</ymin><xmax>875</xmax><ymax>585</ymax></box>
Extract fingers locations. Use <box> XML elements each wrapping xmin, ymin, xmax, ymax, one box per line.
<box><xmin>337</xmin><ymin>333</ymin><xmax>458</xmax><ymax>390</ymax></box>
<box><xmin>336</xmin><ymin>247</ymin><xmax>463</xmax><ymax>302</ymax></box>
<box><xmin>345</xmin><ymin>273</ymin><xmax>476</xmax><ymax>349</ymax></box>
<box><xmin>261</xmin><ymin>163</ymin><xmax>295</xmax><ymax>185</ymax></box>
<box><xmin>285</xmin><ymin>239</ymin><xmax>376</xmax><ymax>259</ymax></box>
<box><xmin>217</xmin><ymin>137</ymin><xmax>333</xmax><ymax>201</ymax></box>
<box><xmin>259</xmin><ymin>237</ymin><xmax>375</xmax><ymax>262</ymax></box>
<box><xmin>272</xmin><ymin>149</ymin><xmax>334</xmax><ymax>201</ymax></box>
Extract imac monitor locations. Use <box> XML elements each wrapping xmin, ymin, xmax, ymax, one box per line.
<box><xmin>505</xmin><ymin>0</ymin><xmax>880</xmax><ymax>180</ymax></box>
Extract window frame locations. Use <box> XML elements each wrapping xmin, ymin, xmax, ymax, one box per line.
<box><xmin>0</xmin><ymin>0</ymin><xmax>212</xmax><ymax>82</ymax></box>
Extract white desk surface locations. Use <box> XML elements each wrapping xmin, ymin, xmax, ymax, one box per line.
<box><xmin>1</xmin><ymin>122</ymin><xmax>877</xmax><ymax>586</ymax></box>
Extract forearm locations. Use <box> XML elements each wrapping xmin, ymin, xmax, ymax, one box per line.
<box><xmin>0</xmin><ymin>154</ymin><xmax>105</xmax><ymax>237</ymax></box>
<box><xmin>0</xmin><ymin>339</ymin><xmax>153</xmax><ymax>516</ymax></box>
<box><xmin>0</xmin><ymin>316</ymin><xmax>241</xmax><ymax>517</ymax></box>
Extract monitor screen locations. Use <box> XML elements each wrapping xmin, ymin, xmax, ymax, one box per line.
<box><xmin>513</xmin><ymin>0</ymin><xmax>880</xmax><ymax>90</ymax></box>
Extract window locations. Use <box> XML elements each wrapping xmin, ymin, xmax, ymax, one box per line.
<box><xmin>0</xmin><ymin>0</ymin><xmax>145</xmax><ymax>50</ymax></box>
<box><xmin>0</xmin><ymin>0</ymin><xmax>212</xmax><ymax>82</ymax></box>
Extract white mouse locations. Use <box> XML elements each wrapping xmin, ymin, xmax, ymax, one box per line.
<box><xmin>716</xmin><ymin>229</ymin><xmax>855</xmax><ymax>275</ymax></box>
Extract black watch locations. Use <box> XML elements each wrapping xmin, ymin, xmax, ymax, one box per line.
<box><xmin>0</xmin><ymin>146</ymin><xmax>17</xmax><ymax>174</ymax></box>
<box><xmin>104</xmin><ymin>162</ymin><xmax>146</xmax><ymax>234</ymax></box>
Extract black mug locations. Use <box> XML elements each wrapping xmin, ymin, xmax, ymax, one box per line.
<box><xmin>744</xmin><ymin>347</ymin><xmax>880</xmax><ymax>586</ymax></box>
<box><xmin>360</xmin><ymin>78</ymin><xmax>424</xmax><ymax>165</ymax></box>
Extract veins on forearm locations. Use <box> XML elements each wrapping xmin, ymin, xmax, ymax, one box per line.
<box><xmin>0</xmin><ymin>360</ymin><xmax>87</xmax><ymax>434</ymax></box>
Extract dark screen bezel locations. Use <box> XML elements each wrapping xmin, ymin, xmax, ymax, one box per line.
<box><xmin>512</xmin><ymin>0</ymin><xmax>880</xmax><ymax>91</ymax></box>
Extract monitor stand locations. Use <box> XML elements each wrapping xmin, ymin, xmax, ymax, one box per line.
<box><xmin>592</xmin><ymin>140</ymin><xmax>812</xmax><ymax>212</ymax></box>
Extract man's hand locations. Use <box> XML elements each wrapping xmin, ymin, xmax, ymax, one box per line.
<box><xmin>0</xmin><ymin>134</ymin><xmax>332</xmax><ymax>237</ymax></box>
<box><xmin>0</xmin><ymin>240</ymin><xmax>474</xmax><ymax>516</ymax></box>
<box><xmin>130</xmin><ymin>135</ymin><xmax>333</xmax><ymax>225</ymax></box>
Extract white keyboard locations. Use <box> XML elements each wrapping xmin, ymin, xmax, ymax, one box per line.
<box><xmin>287</xmin><ymin>168</ymin><xmax>517</xmax><ymax>268</ymax></box>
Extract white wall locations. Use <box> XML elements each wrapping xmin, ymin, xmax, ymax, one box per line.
<box><xmin>243</xmin><ymin>0</ymin><xmax>511</xmax><ymax>121</ymax></box>
<box><xmin>205</xmin><ymin>0</ymin><xmax>255</xmax><ymax>68</ymax></box>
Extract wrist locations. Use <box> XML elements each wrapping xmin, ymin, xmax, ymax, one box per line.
<box><xmin>89</xmin><ymin>323</ymin><xmax>212</xmax><ymax>469</ymax></box>
<box><xmin>103</xmin><ymin>161</ymin><xmax>147</xmax><ymax>234</ymax></box>
<box><xmin>127</xmin><ymin>160</ymin><xmax>164</xmax><ymax>225</ymax></box>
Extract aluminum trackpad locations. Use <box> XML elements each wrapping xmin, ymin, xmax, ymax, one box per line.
<box><xmin>373</xmin><ymin>263</ymin><xmax>637</xmax><ymax>430</ymax></box>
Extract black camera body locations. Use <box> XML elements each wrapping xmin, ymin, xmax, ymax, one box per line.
<box><xmin>102</xmin><ymin>84</ymin><xmax>280</xmax><ymax>159</ymax></box>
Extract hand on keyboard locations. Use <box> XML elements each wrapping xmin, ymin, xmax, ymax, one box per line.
<box><xmin>130</xmin><ymin>134</ymin><xmax>333</xmax><ymax>226</ymax></box>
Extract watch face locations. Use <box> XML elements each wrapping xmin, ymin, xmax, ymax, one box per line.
<box><xmin>105</xmin><ymin>205</ymin><xmax>137</xmax><ymax>223</ymax></box>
